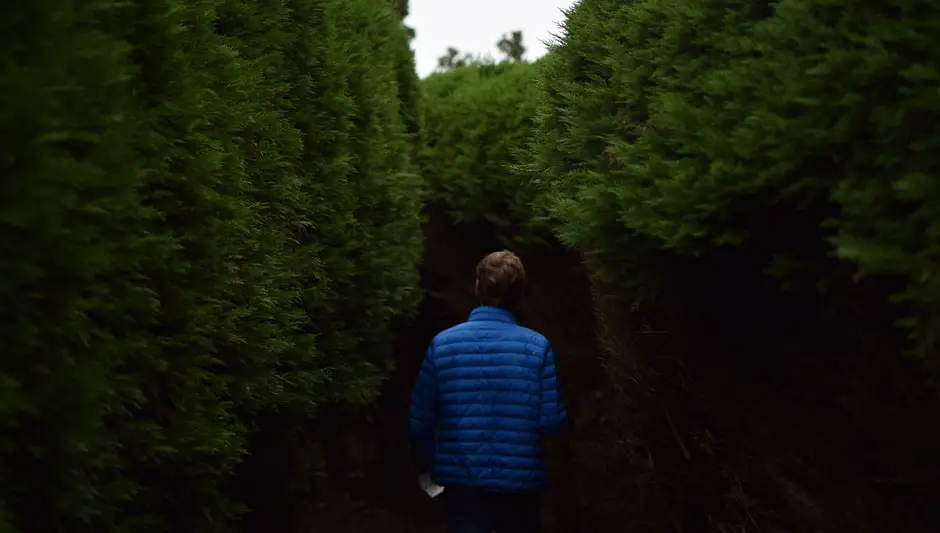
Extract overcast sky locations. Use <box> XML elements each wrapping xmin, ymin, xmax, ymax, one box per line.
<box><xmin>405</xmin><ymin>0</ymin><xmax>579</xmax><ymax>78</ymax></box>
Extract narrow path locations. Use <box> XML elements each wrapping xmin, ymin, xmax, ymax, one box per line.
<box><xmin>293</xmin><ymin>207</ymin><xmax>940</xmax><ymax>533</ymax></box>
<box><xmin>299</xmin><ymin>210</ymin><xmax>602</xmax><ymax>532</ymax></box>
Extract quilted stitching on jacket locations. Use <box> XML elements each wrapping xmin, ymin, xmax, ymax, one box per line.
<box><xmin>408</xmin><ymin>306</ymin><xmax>567</xmax><ymax>492</ymax></box>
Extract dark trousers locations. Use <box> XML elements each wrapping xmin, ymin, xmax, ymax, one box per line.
<box><xmin>443</xmin><ymin>486</ymin><xmax>540</xmax><ymax>533</ymax></box>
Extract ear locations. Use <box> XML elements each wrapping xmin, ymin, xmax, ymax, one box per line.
<box><xmin>474</xmin><ymin>278</ymin><xmax>479</xmax><ymax>296</ymax></box>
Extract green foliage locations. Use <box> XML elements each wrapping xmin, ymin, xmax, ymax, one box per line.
<box><xmin>522</xmin><ymin>0</ymin><xmax>940</xmax><ymax>359</ymax></box>
<box><xmin>388</xmin><ymin>0</ymin><xmax>409</xmax><ymax>19</ymax></box>
<box><xmin>0</xmin><ymin>0</ymin><xmax>422</xmax><ymax>531</ymax></box>
<box><xmin>391</xmin><ymin>21</ymin><xmax>423</xmax><ymax>155</ymax></box>
<box><xmin>308</xmin><ymin>0</ymin><xmax>424</xmax><ymax>401</ymax></box>
<box><xmin>421</xmin><ymin>61</ymin><xmax>550</xmax><ymax>243</ymax></box>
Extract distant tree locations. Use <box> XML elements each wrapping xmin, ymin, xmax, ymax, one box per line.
<box><xmin>436</xmin><ymin>47</ymin><xmax>463</xmax><ymax>71</ymax></box>
<box><xmin>497</xmin><ymin>30</ymin><xmax>526</xmax><ymax>62</ymax></box>
<box><xmin>436</xmin><ymin>47</ymin><xmax>495</xmax><ymax>72</ymax></box>
<box><xmin>435</xmin><ymin>30</ymin><xmax>525</xmax><ymax>73</ymax></box>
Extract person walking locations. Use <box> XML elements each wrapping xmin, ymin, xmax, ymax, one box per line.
<box><xmin>408</xmin><ymin>250</ymin><xmax>568</xmax><ymax>533</ymax></box>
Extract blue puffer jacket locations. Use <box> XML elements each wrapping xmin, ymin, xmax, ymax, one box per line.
<box><xmin>408</xmin><ymin>306</ymin><xmax>567</xmax><ymax>492</ymax></box>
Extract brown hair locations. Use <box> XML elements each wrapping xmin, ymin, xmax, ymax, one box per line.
<box><xmin>475</xmin><ymin>250</ymin><xmax>526</xmax><ymax>309</ymax></box>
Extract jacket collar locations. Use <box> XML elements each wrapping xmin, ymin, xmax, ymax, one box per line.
<box><xmin>468</xmin><ymin>306</ymin><xmax>518</xmax><ymax>324</ymax></box>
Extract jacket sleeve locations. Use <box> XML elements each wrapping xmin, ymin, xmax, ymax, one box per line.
<box><xmin>408</xmin><ymin>344</ymin><xmax>439</xmax><ymax>470</ymax></box>
<box><xmin>540</xmin><ymin>342</ymin><xmax>568</xmax><ymax>436</ymax></box>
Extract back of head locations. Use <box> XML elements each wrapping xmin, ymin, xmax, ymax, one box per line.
<box><xmin>475</xmin><ymin>250</ymin><xmax>526</xmax><ymax>310</ymax></box>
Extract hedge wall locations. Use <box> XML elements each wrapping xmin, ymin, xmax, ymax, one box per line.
<box><xmin>420</xmin><ymin>62</ymin><xmax>550</xmax><ymax>242</ymax></box>
<box><xmin>0</xmin><ymin>0</ymin><xmax>421</xmax><ymax>531</ymax></box>
<box><xmin>522</xmin><ymin>0</ymin><xmax>940</xmax><ymax>361</ymax></box>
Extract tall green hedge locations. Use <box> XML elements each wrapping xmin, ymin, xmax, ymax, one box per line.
<box><xmin>420</xmin><ymin>62</ymin><xmax>549</xmax><ymax>242</ymax></box>
<box><xmin>0</xmin><ymin>0</ymin><xmax>422</xmax><ymax>531</ymax></box>
<box><xmin>522</xmin><ymin>0</ymin><xmax>940</xmax><ymax>361</ymax></box>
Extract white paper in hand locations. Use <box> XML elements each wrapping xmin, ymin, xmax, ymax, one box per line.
<box><xmin>418</xmin><ymin>473</ymin><xmax>445</xmax><ymax>498</ymax></box>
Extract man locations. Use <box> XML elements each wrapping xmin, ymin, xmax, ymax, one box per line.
<box><xmin>408</xmin><ymin>250</ymin><xmax>568</xmax><ymax>533</ymax></box>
